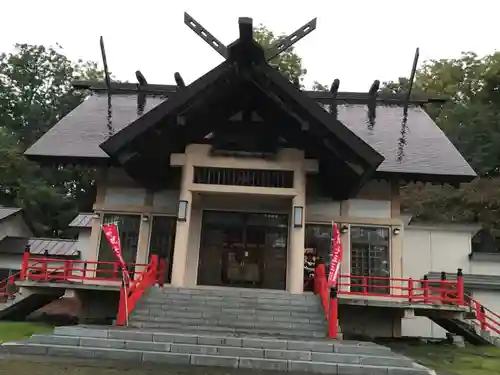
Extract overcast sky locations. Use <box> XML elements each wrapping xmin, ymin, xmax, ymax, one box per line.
<box><xmin>1</xmin><ymin>0</ymin><xmax>497</xmax><ymax>91</ymax></box>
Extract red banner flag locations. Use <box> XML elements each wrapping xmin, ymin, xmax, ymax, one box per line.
<box><xmin>102</xmin><ymin>222</ymin><xmax>130</xmax><ymax>283</ymax></box>
<box><xmin>328</xmin><ymin>222</ymin><xmax>343</xmax><ymax>286</ymax></box>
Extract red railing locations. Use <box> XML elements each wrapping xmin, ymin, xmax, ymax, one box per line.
<box><xmin>0</xmin><ymin>275</ymin><xmax>16</xmax><ymax>301</ymax></box>
<box><xmin>19</xmin><ymin>252</ymin><xmax>148</xmax><ymax>283</ymax></box>
<box><xmin>312</xmin><ymin>264</ymin><xmax>500</xmax><ymax>340</ymax></box>
<box><xmin>336</xmin><ymin>272</ymin><xmax>464</xmax><ymax>305</ymax></box>
<box><xmin>465</xmin><ymin>295</ymin><xmax>500</xmax><ymax>336</ymax></box>
<box><xmin>116</xmin><ymin>255</ymin><xmax>158</xmax><ymax>326</ymax></box>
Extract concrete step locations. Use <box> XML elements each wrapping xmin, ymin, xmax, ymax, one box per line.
<box><xmin>156</xmin><ymin>287</ymin><xmax>317</xmax><ymax>300</ymax></box>
<box><xmin>129</xmin><ymin>321</ymin><xmax>326</xmax><ymax>339</ymax></box>
<box><xmin>132</xmin><ymin>309</ymin><xmax>326</xmax><ymax>325</ymax></box>
<box><xmin>132</xmin><ymin>307</ymin><xmax>325</xmax><ymax>323</ymax></box>
<box><xmin>1</xmin><ymin>341</ymin><xmax>428</xmax><ymax>374</ymax></box>
<box><xmin>130</xmin><ymin>314</ymin><xmax>327</xmax><ymax>332</ymax></box>
<box><xmin>50</xmin><ymin>326</ymin><xmax>388</xmax><ymax>354</ymax></box>
<box><xmin>137</xmin><ymin>298</ymin><xmax>323</xmax><ymax>313</ymax></box>
<box><xmin>26</xmin><ymin>333</ymin><xmax>418</xmax><ymax>368</ymax></box>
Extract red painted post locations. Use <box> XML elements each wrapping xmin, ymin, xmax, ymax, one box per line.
<box><xmin>64</xmin><ymin>260</ymin><xmax>71</xmax><ymax>280</ymax></box>
<box><xmin>42</xmin><ymin>262</ymin><xmax>48</xmax><ymax>281</ymax></box>
<box><xmin>20</xmin><ymin>247</ymin><xmax>30</xmax><ymax>281</ymax></box>
<box><xmin>423</xmin><ymin>275</ymin><xmax>429</xmax><ymax>304</ymax></box>
<box><xmin>113</xmin><ymin>263</ymin><xmax>119</xmax><ymax>280</ymax></box>
<box><xmin>328</xmin><ymin>286</ymin><xmax>339</xmax><ymax>339</ymax></box>
<box><xmin>480</xmin><ymin>305</ymin><xmax>487</xmax><ymax>331</ymax></box>
<box><xmin>362</xmin><ymin>277</ymin><xmax>368</xmax><ymax>295</ymax></box>
<box><xmin>408</xmin><ymin>278</ymin><xmax>413</xmax><ymax>303</ymax></box>
<box><xmin>456</xmin><ymin>268</ymin><xmax>465</xmax><ymax>305</ymax></box>
<box><xmin>116</xmin><ymin>280</ymin><xmax>127</xmax><ymax>326</ymax></box>
<box><xmin>440</xmin><ymin>271</ymin><xmax>447</xmax><ymax>303</ymax></box>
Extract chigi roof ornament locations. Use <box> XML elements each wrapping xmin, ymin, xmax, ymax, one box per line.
<box><xmin>184</xmin><ymin>12</ymin><xmax>317</xmax><ymax>63</ymax></box>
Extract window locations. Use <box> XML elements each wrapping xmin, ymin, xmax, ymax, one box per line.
<box><xmin>305</xmin><ymin>224</ymin><xmax>333</xmax><ymax>266</ymax></box>
<box><xmin>149</xmin><ymin>216</ymin><xmax>177</xmax><ymax>283</ymax></box>
<box><xmin>97</xmin><ymin>214</ymin><xmax>141</xmax><ymax>277</ymax></box>
<box><xmin>350</xmin><ymin>226</ymin><xmax>390</xmax><ymax>294</ymax></box>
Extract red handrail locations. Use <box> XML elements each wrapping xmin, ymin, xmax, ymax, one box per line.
<box><xmin>116</xmin><ymin>255</ymin><xmax>158</xmax><ymax>326</ymax></box>
<box><xmin>20</xmin><ymin>254</ymin><xmax>148</xmax><ymax>283</ymax></box>
<box><xmin>464</xmin><ymin>295</ymin><xmax>500</xmax><ymax>336</ymax></box>
<box><xmin>313</xmin><ymin>263</ymin><xmax>338</xmax><ymax>338</ymax></box>
<box><xmin>336</xmin><ymin>274</ymin><xmax>463</xmax><ymax>305</ymax></box>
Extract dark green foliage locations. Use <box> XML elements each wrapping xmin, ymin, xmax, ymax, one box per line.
<box><xmin>0</xmin><ymin>44</ymin><xmax>103</xmax><ymax>237</ymax></box>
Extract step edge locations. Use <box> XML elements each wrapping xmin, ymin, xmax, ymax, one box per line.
<box><xmin>2</xmin><ymin>342</ymin><xmax>420</xmax><ymax>369</ymax></box>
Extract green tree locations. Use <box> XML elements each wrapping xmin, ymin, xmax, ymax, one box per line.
<box><xmin>0</xmin><ymin>43</ymin><xmax>103</xmax><ymax>236</ymax></box>
<box><xmin>383</xmin><ymin>52</ymin><xmax>500</xmax><ymax>234</ymax></box>
<box><xmin>253</xmin><ymin>26</ymin><xmax>307</xmax><ymax>85</ymax></box>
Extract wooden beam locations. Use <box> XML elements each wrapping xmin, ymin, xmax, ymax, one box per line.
<box><xmin>72</xmin><ymin>80</ymin><xmax>446</xmax><ymax>104</ymax></box>
<box><xmin>266</xmin><ymin>18</ymin><xmax>317</xmax><ymax>61</ymax></box>
<box><xmin>99</xmin><ymin>36</ymin><xmax>111</xmax><ymax>89</ymax></box>
<box><xmin>135</xmin><ymin>70</ymin><xmax>148</xmax><ymax>85</ymax></box>
<box><xmin>184</xmin><ymin>12</ymin><xmax>228</xmax><ymax>59</ymax></box>
<box><xmin>405</xmin><ymin>47</ymin><xmax>420</xmax><ymax>115</ymax></box>
<box><xmin>174</xmin><ymin>72</ymin><xmax>186</xmax><ymax>89</ymax></box>
<box><xmin>238</xmin><ymin>17</ymin><xmax>253</xmax><ymax>43</ymax></box>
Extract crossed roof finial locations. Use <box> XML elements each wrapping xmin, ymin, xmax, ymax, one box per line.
<box><xmin>183</xmin><ymin>12</ymin><xmax>317</xmax><ymax>62</ymax></box>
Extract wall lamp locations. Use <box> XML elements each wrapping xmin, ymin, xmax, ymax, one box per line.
<box><xmin>178</xmin><ymin>200</ymin><xmax>189</xmax><ymax>222</ymax></box>
<box><xmin>393</xmin><ymin>227</ymin><xmax>401</xmax><ymax>236</ymax></box>
<box><xmin>142</xmin><ymin>215</ymin><xmax>150</xmax><ymax>222</ymax></box>
<box><xmin>293</xmin><ymin>206</ymin><xmax>304</xmax><ymax>228</ymax></box>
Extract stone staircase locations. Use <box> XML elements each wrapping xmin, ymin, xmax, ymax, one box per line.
<box><xmin>1</xmin><ymin>286</ymin><xmax>430</xmax><ymax>374</ymax></box>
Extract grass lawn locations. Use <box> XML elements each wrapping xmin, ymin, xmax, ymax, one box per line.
<box><xmin>0</xmin><ymin>321</ymin><xmax>52</xmax><ymax>343</ymax></box>
<box><xmin>386</xmin><ymin>341</ymin><xmax>500</xmax><ymax>375</ymax></box>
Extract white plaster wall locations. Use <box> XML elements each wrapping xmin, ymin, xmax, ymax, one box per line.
<box><xmin>306</xmin><ymin>198</ymin><xmax>341</xmax><ymax>222</ymax></box>
<box><xmin>153</xmin><ymin>190</ymin><xmax>179</xmax><ymax>215</ymax></box>
<box><xmin>348</xmin><ymin>199</ymin><xmax>391</xmax><ymax>219</ymax></box>
<box><xmin>472</xmin><ymin>290</ymin><xmax>500</xmax><ymax>336</ymax></box>
<box><xmin>401</xmin><ymin>227</ymin><xmax>475</xmax><ymax>338</ymax></box>
<box><xmin>0</xmin><ymin>254</ymin><xmax>23</xmax><ymax>271</ymax></box>
<box><xmin>470</xmin><ymin>260</ymin><xmax>500</xmax><ymax>276</ymax></box>
<box><xmin>104</xmin><ymin>187</ymin><xmax>147</xmax><ymax>206</ymax></box>
<box><xmin>76</xmin><ymin>228</ymin><xmax>91</xmax><ymax>260</ymax></box>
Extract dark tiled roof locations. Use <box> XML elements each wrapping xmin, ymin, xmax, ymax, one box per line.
<box><xmin>0</xmin><ymin>236</ymin><xmax>80</xmax><ymax>257</ymax></box>
<box><xmin>25</xmin><ymin>94</ymin><xmax>164</xmax><ymax>159</ymax></box>
<box><xmin>68</xmin><ymin>213</ymin><xmax>93</xmax><ymax>228</ymax></box>
<box><xmin>24</xmin><ymin>93</ymin><xmax>475</xmax><ymax>179</ymax></box>
<box><xmin>337</xmin><ymin>105</ymin><xmax>475</xmax><ymax>177</ymax></box>
<box><xmin>0</xmin><ymin>207</ymin><xmax>22</xmax><ymax>221</ymax></box>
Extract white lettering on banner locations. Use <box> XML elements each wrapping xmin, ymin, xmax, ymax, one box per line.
<box><xmin>328</xmin><ymin>222</ymin><xmax>343</xmax><ymax>286</ymax></box>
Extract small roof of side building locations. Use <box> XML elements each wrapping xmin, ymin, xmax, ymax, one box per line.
<box><xmin>0</xmin><ymin>236</ymin><xmax>80</xmax><ymax>257</ymax></box>
<box><xmin>0</xmin><ymin>207</ymin><xmax>22</xmax><ymax>221</ymax></box>
<box><xmin>68</xmin><ymin>213</ymin><xmax>93</xmax><ymax>228</ymax></box>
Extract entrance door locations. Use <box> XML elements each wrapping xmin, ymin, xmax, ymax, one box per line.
<box><xmin>197</xmin><ymin>211</ymin><xmax>288</xmax><ymax>290</ymax></box>
<box><xmin>350</xmin><ymin>226</ymin><xmax>390</xmax><ymax>294</ymax></box>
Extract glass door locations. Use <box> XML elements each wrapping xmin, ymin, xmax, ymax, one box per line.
<box><xmin>197</xmin><ymin>211</ymin><xmax>288</xmax><ymax>290</ymax></box>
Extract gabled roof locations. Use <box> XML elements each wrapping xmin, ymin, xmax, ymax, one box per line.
<box><xmin>23</xmin><ymin>17</ymin><xmax>476</xmax><ymax>187</ymax></box>
<box><xmin>25</xmin><ymin>93</ymin><xmax>475</xmax><ymax>183</ymax></box>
